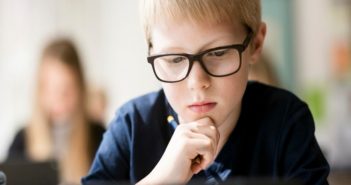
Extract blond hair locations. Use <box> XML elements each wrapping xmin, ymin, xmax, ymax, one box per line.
<box><xmin>139</xmin><ymin>0</ymin><xmax>261</xmax><ymax>49</ymax></box>
<box><xmin>26</xmin><ymin>38</ymin><xmax>91</xmax><ymax>184</ymax></box>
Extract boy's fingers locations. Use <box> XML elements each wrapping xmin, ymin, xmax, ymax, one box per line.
<box><xmin>177</xmin><ymin>117</ymin><xmax>219</xmax><ymax>144</ymax></box>
<box><xmin>188</xmin><ymin>137</ymin><xmax>217</xmax><ymax>170</ymax></box>
<box><xmin>190</xmin><ymin>122</ymin><xmax>220</xmax><ymax>147</ymax></box>
<box><xmin>176</xmin><ymin>116</ymin><xmax>219</xmax><ymax>171</ymax></box>
<box><xmin>188</xmin><ymin>132</ymin><xmax>217</xmax><ymax>155</ymax></box>
<box><xmin>191</xmin><ymin>162</ymin><xmax>202</xmax><ymax>174</ymax></box>
<box><xmin>191</xmin><ymin>125</ymin><xmax>219</xmax><ymax>140</ymax></box>
<box><xmin>194</xmin><ymin>117</ymin><xmax>215</xmax><ymax>126</ymax></box>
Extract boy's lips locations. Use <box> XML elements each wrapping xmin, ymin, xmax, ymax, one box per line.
<box><xmin>188</xmin><ymin>101</ymin><xmax>217</xmax><ymax>114</ymax></box>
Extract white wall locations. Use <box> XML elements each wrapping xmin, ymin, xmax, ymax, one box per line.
<box><xmin>294</xmin><ymin>0</ymin><xmax>332</xmax><ymax>86</ymax></box>
<box><xmin>0</xmin><ymin>0</ymin><xmax>159</xmax><ymax>162</ymax></box>
<box><xmin>294</xmin><ymin>0</ymin><xmax>333</xmax><ymax>153</ymax></box>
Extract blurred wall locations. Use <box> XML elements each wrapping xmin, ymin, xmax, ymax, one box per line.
<box><xmin>294</xmin><ymin>0</ymin><xmax>351</xmax><ymax>168</ymax></box>
<box><xmin>0</xmin><ymin>0</ymin><xmax>159</xmax><ymax>162</ymax></box>
<box><xmin>262</xmin><ymin>0</ymin><xmax>295</xmax><ymax>89</ymax></box>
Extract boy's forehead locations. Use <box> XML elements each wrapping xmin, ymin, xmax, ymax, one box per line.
<box><xmin>152</xmin><ymin>16</ymin><xmax>245</xmax><ymax>36</ymax></box>
<box><xmin>152</xmin><ymin>17</ymin><xmax>245</xmax><ymax>36</ymax></box>
<box><xmin>150</xmin><ymin>19</ymin><xmax>247</xmax><ymax>53</ymax></box>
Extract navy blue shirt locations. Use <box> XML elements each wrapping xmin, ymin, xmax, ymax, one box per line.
<box><xmin>82</xmin><ymin>82</ymin><xmax>329</xmax><ymax>185</ymax></box>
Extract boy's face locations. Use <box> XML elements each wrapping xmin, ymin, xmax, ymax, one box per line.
<box><xmin>150</xmin><ymin>20</ymin><xmax>252</xmax><ymax>127</ymax></box>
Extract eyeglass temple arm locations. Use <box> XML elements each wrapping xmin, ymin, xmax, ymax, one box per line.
<box><xmin>243</xmin><ymin>31</ymin><xmax>253</xmax><ymax>49</ymax></box>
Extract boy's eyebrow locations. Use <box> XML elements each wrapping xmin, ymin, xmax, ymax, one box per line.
<box><xmin>153</xmin><ymin>36</ymin><xmax>240</xmax><ymax>55</ymax></box>
<box><xmin>151</xmin><ymin>46</ymin><xmax>189</xmax><ymax>55</ymax></box>
<box><xmin>196</xmin><ymin>38</ymin><xmax>230</xmax><ymax>52</ymax></box>
<box><xmin>196</xmin><ymin>33</ymin><xmax>247</xmax><ymax>51</ymax></box>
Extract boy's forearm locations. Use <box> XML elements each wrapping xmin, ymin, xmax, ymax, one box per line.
<box><xmin>136</xmin><ymin>154</ymin><xmax>191</xmax><ymax>185</ymax></box>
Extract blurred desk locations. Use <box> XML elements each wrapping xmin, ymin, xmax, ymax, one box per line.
<box><xmin>328</xmin><ymin>170</ymin><xmax>351</xmax><ymax>185</ymax></box>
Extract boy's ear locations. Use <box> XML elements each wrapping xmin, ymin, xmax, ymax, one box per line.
<box><xmin>249</xmin><ymin>22</ymin><xmax>267</xmax><ymax>64</ymax></box>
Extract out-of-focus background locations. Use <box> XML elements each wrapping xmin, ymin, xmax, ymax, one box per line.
<box><xmin>0</xmin><ymin>0</ymin><xmax>350</xmax><ymax>184</ymax></box>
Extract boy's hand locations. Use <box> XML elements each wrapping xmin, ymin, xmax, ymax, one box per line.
<box><xmin>137</xmin><ymin>117</ymin><xmax>220</xmax><ymax>184</ymax></box>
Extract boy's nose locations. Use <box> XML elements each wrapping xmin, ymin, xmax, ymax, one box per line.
<box><xmin>186</xmin><ymin>62</ymin><xmax>211</xmax><ymax>90</ymax></box>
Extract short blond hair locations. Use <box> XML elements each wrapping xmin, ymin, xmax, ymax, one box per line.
<box><xmin>140</xmin><ymin>0</ymin><xmax>261</xmax><ymax>49</ymax></box>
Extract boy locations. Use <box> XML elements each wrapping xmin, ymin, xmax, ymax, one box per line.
<box><xmin>82</xmin><ymin>0</ymin><xmax>329</xmax><ymax>184</ymax></box>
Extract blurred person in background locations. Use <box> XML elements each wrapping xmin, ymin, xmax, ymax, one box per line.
<box><xmin>6</xmin><ymin>38</ymin><xmax>105</xmax><ymax>185</ymax></box>
<box><xmin>87</xmin><ymin>86</ymin><xmax>107</xmax><ymax>126</ymax></box>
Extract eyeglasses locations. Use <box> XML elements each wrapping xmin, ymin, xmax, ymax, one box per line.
<box><xmin>147</xmin><ymin>31</ymin><xmax>253</xmax><ymax>83</ymax></box>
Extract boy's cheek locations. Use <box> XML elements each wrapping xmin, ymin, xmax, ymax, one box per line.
<box><xmin>162</xmin><ymin>83</ymin><xmax>186</xmax><ymax>103</ymax></box>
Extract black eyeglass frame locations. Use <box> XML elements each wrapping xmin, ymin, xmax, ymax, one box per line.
<box><xmin>147</xmin><ymin>31</ymin><xmax>253</xmax><ymax>83</ymax></box>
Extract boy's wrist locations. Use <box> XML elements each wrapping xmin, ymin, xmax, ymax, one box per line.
<box><xmin>137</xmin><ymin>157</ymin><xmax>191</xmax><ymax>185</ymax></box>
<box><xmin>136</xmin><ymin>168</ymin><xmax>172</xmax><ymax>185</ymax></box>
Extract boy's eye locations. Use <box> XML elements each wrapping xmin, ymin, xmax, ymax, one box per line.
<box><xmin>206</xmin><ymin>49</ymin><xmax>228</xmax><ymax>57</ymax></box>
<box><xmin>171</xmin><ymin>56</ymin><xmax>187</xmax><ymax>63</ymax></box>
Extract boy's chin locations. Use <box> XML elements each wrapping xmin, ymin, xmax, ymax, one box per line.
<box><xmin>179</xmin><ymin>113</ymin><xmax>217</xmax><ymax>125</ymax></box>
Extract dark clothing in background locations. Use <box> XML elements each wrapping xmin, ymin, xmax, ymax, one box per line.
<box><xmin>7</xmin><ymin>122</ymin><xmax>105</xmax><ymax>163</ymax></box>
